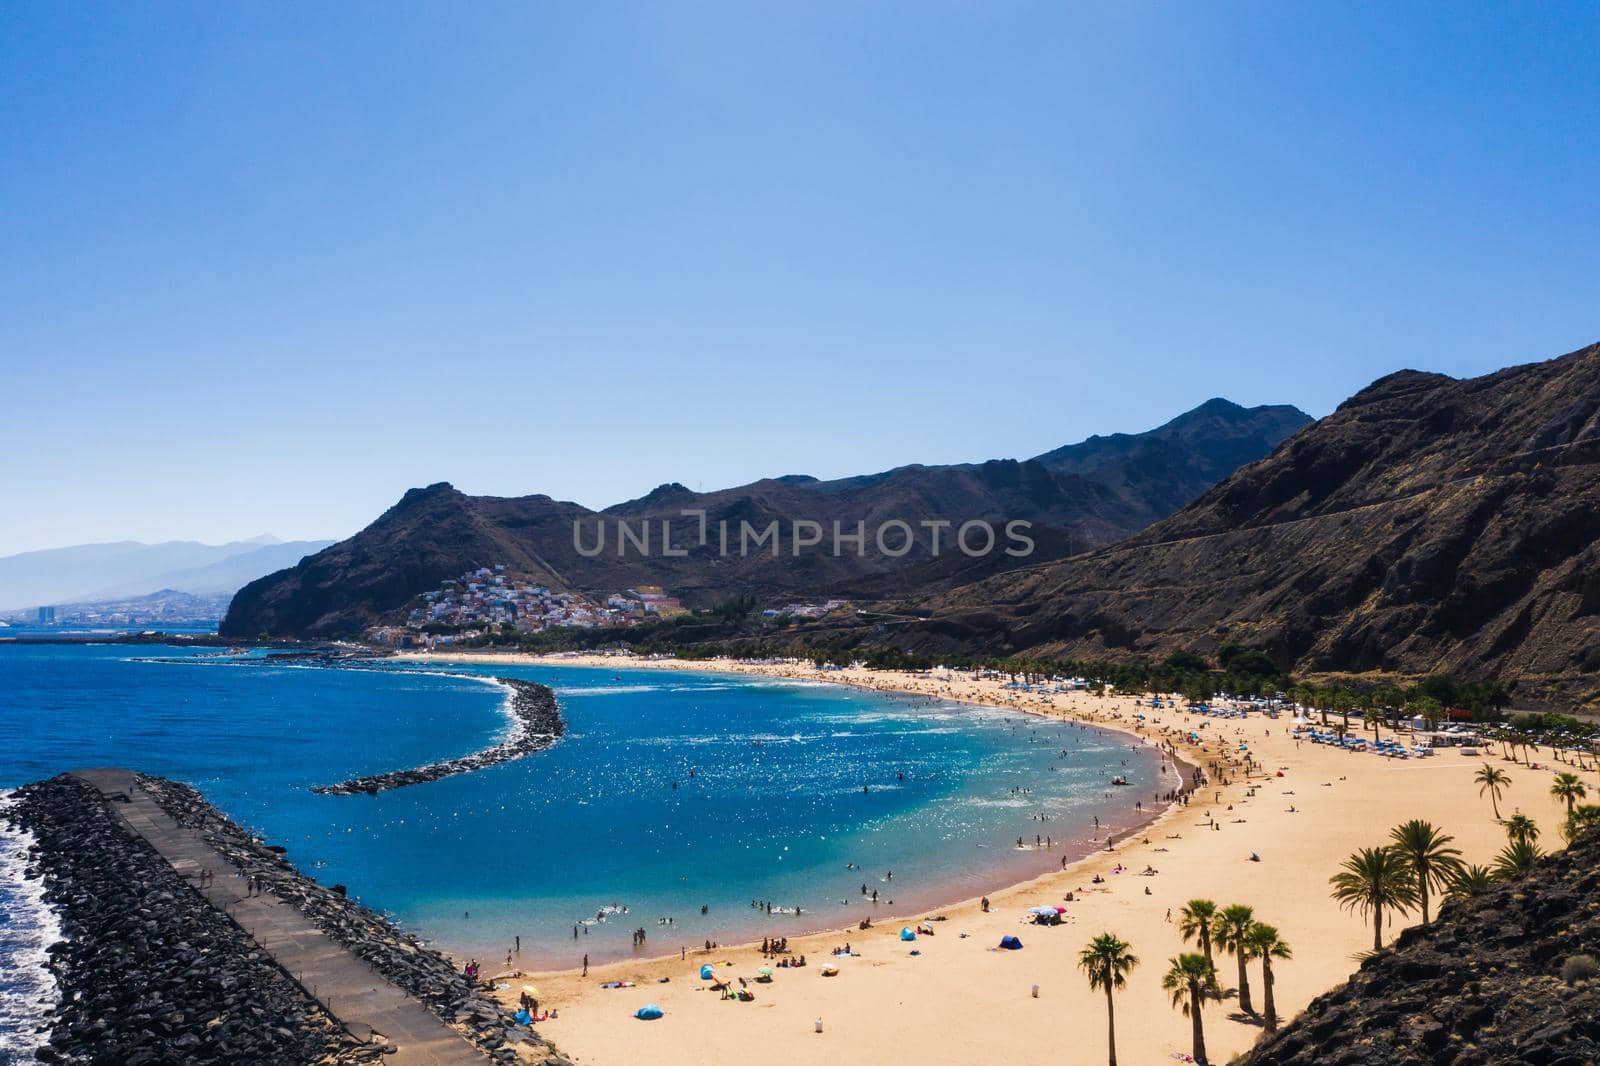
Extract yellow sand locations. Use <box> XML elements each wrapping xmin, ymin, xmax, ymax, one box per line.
<box><xmin>396</xmin><ymin>651</ymin><xmax>1582</xmax><ymax>1066</ymax></box>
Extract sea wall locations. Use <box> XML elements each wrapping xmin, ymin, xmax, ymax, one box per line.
<box><xmin>4</xmin><ymin>775</ymin><xmax>374</xmax><ymax>1065</ymax></box>
<box><xmin>313</xmin><ymin>679</ymin><xmax>564</xmax><ymax>795</ymax></box>
<box><xmin>135</xmin><ymin>774</ymin><xmax>572</xmax><ymax>1064</ymax></box>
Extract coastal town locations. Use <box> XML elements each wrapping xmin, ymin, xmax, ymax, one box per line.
<box><xmin>365</xmin><ymin>565</ymin><xmax>852</xmax><ymax>648</ymax></box>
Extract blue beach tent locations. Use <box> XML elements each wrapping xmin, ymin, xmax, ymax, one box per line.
<box><xmin>900</xmin><ymin>927</ymin><xmax>917</xmax><ymax>941</ymax></box>
<box><xmin>699</xmin><ymin>964</ymin><xmax>716</xmax><ymax>980</ymax></box>
<box><xmin>635</xmin><ymin>1004</ymin><xmax>664</xmax><ymax>1020</ymax></box>
<box><xmin>999</xmin><ymin>935</ymin><xmax>1024</xmax><ymax>950</ymax></box>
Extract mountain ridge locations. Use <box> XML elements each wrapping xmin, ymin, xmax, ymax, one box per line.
<box><xmin>221</xmin><ymin>398</ymin><xmax>1310</xmax><ymax>638</ymax></box>
<box><xmin>888</xmin><ymin>341</ymin><xmax>1600</xmax><ymax>697</ymax></box>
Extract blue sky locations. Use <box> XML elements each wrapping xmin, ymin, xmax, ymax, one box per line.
<box><xmin>2</xmin><ymin>2</ymin><xmax>1596</xmax><ymax>555</ymax></box>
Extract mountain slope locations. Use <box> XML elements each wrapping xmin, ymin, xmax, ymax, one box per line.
<box><xmin>221</xmin><ymin>399</ymin><xmax>1309</xmax><ymax>638</ymax></box>
<box><xmin>906</xmin><ymin>342</ymin><xmax>1600</xmax><ymax>694</ymax></box>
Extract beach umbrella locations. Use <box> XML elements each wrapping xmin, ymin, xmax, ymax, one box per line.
<box><xmin>758</xmin><ymin>966</ymin><xmax>774</xmax><ymax>977</ymax></box>
<box><xmin>635</xmin><ymin>1004</ymin><xmax>664</xmax><ymax>1020</ymax></box>
<box><xmin>699</xmin><ymin>964</ymin><xmax>715</xmax><ymax>980</ymax></box>
<box><xmin>521</xmin><ymin>985</ymin><xmax>540</xmax><ymax>997</ymax></box>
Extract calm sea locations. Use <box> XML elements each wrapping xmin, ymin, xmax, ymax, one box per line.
<box><xmin>0</xmin><ymin>644</ymin><xmax>1167</xmax><ymax>1031</ymax></box>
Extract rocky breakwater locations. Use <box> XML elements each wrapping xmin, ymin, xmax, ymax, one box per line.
<box><xmin>4</xmin><ymin>774</ymin><xmax>377</xmax><ymax>1065</ymax></box>
<box><xmin>313</xmin><ymin>679</ymin><xmax>564</xmax><ymax>795</ymax></box>
<box><xmin>136</xmin><ymin>774</ymin><xmax>572</xmax><ymax>1066</ymax></box>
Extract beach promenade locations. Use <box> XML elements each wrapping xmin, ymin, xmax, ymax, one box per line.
<box><xmin>72</xmin><ymin>768</ymin><xmax>489</xmax><ymax>1066</ymax></box>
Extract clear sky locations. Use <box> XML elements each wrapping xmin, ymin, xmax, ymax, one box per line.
<box><xmin>2</xmin><ymin>2</ymin><xmax>1596</xmax><ymax>556</ymax></box>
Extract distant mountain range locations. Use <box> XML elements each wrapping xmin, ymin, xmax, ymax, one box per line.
<box><xmin>220</xmin><ymin>399</ymin><xmax>1310</xmax><ymax>638</ymax></box>
<box><xmin>889</xmin><ymin>342</ymin><xmax>1600</xmax><ymax>698</ymax></box>
<box><xmin>0</xmin><ymin>536</ymin><xmax>335</xmax><ymax>612</ymax></box>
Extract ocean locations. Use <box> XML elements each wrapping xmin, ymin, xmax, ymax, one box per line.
<box><xmin>0</xmin><ymin>644</ymin><xmax>1167</xmax><ymax>1047</ymax></box>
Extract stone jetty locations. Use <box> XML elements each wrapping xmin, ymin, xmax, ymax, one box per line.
<box><xmin>4</xmin><ymin>771</ymin><xmax>573</xmax><ymax>1065</ymax></box>
<box><xmin>313</xmin><ymin>680</ymin><xmax>564</xmax><ymax>796</ymax></box>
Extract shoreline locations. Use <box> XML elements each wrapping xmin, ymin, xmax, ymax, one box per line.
<box><xmin>393</xmin><ymin>650</ymin><xmax>1578</xmax><ymax>1066</ymax></box>
<box><xmin>393</xmin><ymin>651</ymin><xmax>1203</xmax><ymax>969</ymax></box>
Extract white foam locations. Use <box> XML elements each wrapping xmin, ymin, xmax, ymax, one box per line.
<box><xmin>0</xmin><ymin>791</ymin><xmax>63</xmax><ymax>1062</ymax></box>
<box><xmin>552</xmin><ymin>685</ymin><xmax>662</xmax><ymax>696</ymax></box>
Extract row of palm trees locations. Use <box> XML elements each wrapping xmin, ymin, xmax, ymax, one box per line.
<box><xmin>1077</xmin><ymin>901</ymin><xmax>1292</xmax><ymax>1066</ymax></box>
<box><xmin>1329</xmin><ymin>805</ymin><xmax>1578</xmax><ymax>954</ymax></box>
<box><xmin>1075</xmin><ymin>771</ymin><xmax>1599</xmax><ymax>1066</ymax></box>
<box><xmin>1483</xmin><ymin>726</ymin><xmax>1600</xmax><ymax>782</ymax></box>
<box><xmin>1477</xmin><ymin>762</ymin><xmax>1599</xmax><ymax>841</ymax></box>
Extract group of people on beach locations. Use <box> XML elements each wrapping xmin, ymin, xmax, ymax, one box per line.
<box><xmin>760</xmin><ymin>936</ymin><xmax>806</xmax><ymax>967</ymax></box>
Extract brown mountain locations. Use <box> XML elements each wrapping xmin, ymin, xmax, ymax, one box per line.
<box><xmin>219</xmin><ymin>399</ymin><xmax>1308</xmax><ymax>638</ymax></box>
<box><xmin>901</xmin><ymin>342</ymin><xmax>1600</xmax><ymax>697</ymax></box>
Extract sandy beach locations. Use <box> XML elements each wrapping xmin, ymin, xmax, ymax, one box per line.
<box><xmin>396</xmin><ymin>651</ymin><xmax>1581</xmax><ymax>1066</ymax></box>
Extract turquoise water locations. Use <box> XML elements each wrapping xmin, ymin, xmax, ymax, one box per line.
<box><xmin>0</xmin><ymin>645</ymin><xmax>1168</xmax><ymax>972</ymax></box>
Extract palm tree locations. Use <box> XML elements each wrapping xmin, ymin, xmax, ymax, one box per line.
<box><xmin>1242</xmin><ymin>922</ymin><xmax>1292</xmax><ymax>1032</ymax></box>
<box><xmin>1388</xmin><ymin>820</ymin><xmax>1463</xmax><ymax>925</ymax></box>
<box><xmin>1551</xmin><ymin>772</ymin><xmax>1588</xmax><ymax>816</ymax></box>
<box><xmin>1446</xmin><ymin>864</ymin><xmax>1495</xmax><ymax>900</ymax></box>
<box><xmin>1178</xmin><ymin>899</ymin><xmax>1218</xmax><ymax>969</ymax></box>
<box><xmin>1475</xmin><ymin>764</ymin><xmax>1510</xmax><ymax>820</ymax></box>
<box><xmin>1504</xmin><ymin>813</ymin><xmax>1539</xmax><ymax>846</ymax></box>
<box><xmin>1211</xmin><ymin>904</ymin><xmax>1256</xmax><ymax>1014</ymax></box>
<box><xmin>1078</xmin><ymin>933</ymin><xmax>1138</xmax><ymax>1066</ymax></box>
<box><xmin>1564</xmin><ymin>803</ymin><xmax>1600</xmax><ymax>844</ymax></box>
<box><xmin>1162</xmin><ymin>953</ymin><xmax>1218</xmax><ymax>1066</ymax></box>
<box><xmin>1493</xmin><ymin>838</ymin><xmax>1543</xmax><ymax>879</ymax></box>
<box><xmin>1329</xmin><ymin>846</ymin><xmax>1418</xmax><ymax>953</ymax></box>
<box><xmin>1363</xmin><ymin>706</ymin><xmax>1384</xmax><ymax>741</ymax></box>
<box><xmin>1333</xmin><ymin>690</ymin><xmax>1354</xmax><ymax>734</ymax></box>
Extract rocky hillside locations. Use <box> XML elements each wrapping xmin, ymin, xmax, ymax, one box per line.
<box><xmin>903</xmin><ymin>342</ymin><xmax>1600</xmax><ymax>698</ymax></box>
<box><xmin>1241</xmin><ymin>827</ymin><xmax>1600</xmax><ymax>1065</ymax></box>
<box><xmin>221</xmin><ymin>399</ymin><xmax>1307</xmax><ymax>638</ymax></box>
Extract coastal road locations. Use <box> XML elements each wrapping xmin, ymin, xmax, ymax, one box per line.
<box><xmin>72</xmin><ymin>768</ymin><xmax>489</xmax><ymax>1066</ymax></box>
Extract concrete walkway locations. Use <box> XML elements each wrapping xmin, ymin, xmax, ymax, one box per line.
<box><xmin>72</xmin><ymin>768</ymin><xmax>487</xmax><ymax>1066</ymax></box>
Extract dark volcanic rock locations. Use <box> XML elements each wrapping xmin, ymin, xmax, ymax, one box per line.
<box><xmin>5</xmin><ymin>773</ymin><xmax>576</xmax><ymax>1065</ymax></box>
<box><xmin>4</xmin><ymin>775</ymin><xmax>368</xmax><ymax>1065</ymax></box>
<box><xmin>1240</xmin><ymin>827</ymin><xmax>1600</xmax><ymax>1065</ymax></box>
<box><xmin>312</xmin><ymin>680</ymin><xmax>563</xmax><ymax>795</ymax></box>
<box><xmin>131</xmin><ymin>775</ymin><xmax>573</xmax><ymax>1064</ymax></box>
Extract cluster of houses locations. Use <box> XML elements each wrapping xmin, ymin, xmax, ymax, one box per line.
<box><xmin>364</xmin><ymin>568</ymin><xmax>691</xmax><ymax>647</ymax></box>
